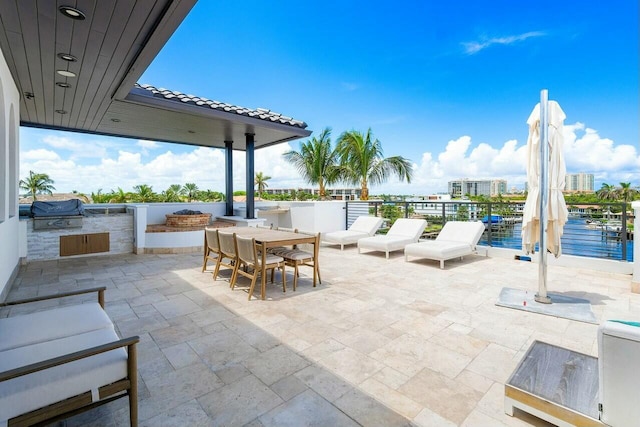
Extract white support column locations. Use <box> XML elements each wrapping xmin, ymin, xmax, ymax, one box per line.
<box><xmin>133</xmin><ymin>204</ymin><xmax>148</xmax><ymax>254</ymax></box>
<box><xmin>632</xmin><ymin>201</ymin><xmax>640</xmax><ymax>292</ymax></box>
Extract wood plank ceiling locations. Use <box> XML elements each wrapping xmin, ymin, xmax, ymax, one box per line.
<box><xmin>0</xmin><ymin>0</ymin><xmax>310</xmax><ymax>150</ymax></box>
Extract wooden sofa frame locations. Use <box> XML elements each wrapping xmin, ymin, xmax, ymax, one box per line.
<box><xmin>0</xmin><ymin>287</ymin><xmax>139</xmax><ymax>427</ymax></box>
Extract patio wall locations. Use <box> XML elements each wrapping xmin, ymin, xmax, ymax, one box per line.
<box><xmin>0</xmin><ymin>47</ymin><xmax>20</xmax><ymax>300</ymax></box>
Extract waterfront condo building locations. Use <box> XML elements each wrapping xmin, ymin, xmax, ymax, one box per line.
<box><xmin>448</xmin><ymin>179</ymin><xmax>508</xmax><ymax>198</ymax></box>
<box><xmin>565</xmin><ymin>173</ymin><xmax>595</xmax><ymax>193</ymax></box>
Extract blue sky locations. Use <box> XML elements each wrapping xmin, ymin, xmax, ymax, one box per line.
<box><xmin>20</xmin><ymin>1</ymin><xmax>639</xmax><ymax>196</ymax></box>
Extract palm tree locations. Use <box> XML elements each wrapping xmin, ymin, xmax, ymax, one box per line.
<box><xmin>182</xmin><ymin>183</ymin><xmax>199</xmax><ymax>202</ymax></box>
<box><xmin>615</xmin><ymin>182</ymin><xmax>637</xmax><ymax>205</ymax></box>
<box><xmin>255</xmin><ymin>172</ymin><xmax>271</xmax><ymax>197</ymax></box>
<box><xmin>283</xmin><ymin>127</ymin><xmax>339</xmax><ymax>199</ymax></box>
<box><xmin>109</xmin><ymin>187</ymin><xmax>130</xmax><ymax>203</ymax></box>
<box><xmin>19</xmin><ymin>170</ymin><xmax>55</xmax><ymax>201</ymax></box>
<box><xmin>335</xmin><ymin>128</ymin><xmax>413</xmax><ymax>200</ymax></box>
<box><xmin>132</xmin><ymin>184</ymin><xmax>156</xmax><ymax>202</ymax></box>
<box><xmin>596</xmin><ymin>183</ymin><xmax>617</xmax><ymax>201</ymax></box>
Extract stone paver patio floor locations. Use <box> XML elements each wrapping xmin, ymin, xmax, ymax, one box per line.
<box><xmin>3</xmin><ymin>246</ymin><xmax>637</xmax><ymax>426</ymax></box>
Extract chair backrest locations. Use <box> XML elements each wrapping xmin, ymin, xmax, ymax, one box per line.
<box><xmin>387</xmin><ymin>218</ymin><xmax>427</xmax><ymax>241</ymax></box>
<box><xmin>217</xmin><ymin>231</ymin><xmax>237</xmax><ymax>257</ymax></box>
<box><xmin>277</xmin><ymin>227</ymin><xmax>297</xmax><ymax>233</ymax></box>
<box><xmin>297</xmin><ymin>230</ymin><xmax>320</xmax><ymax>255</ymax></box>
<box><xmin>205</xmin><ymin>228</ymin><xmax>220</xmax><ymax>251</ymax></box>
<box><xmin>349</xmin><ymin>216</ymin><xmax>383</xmax><ymax>235</ymax></box>
<box><xmin>235</xmin><ymin>235</ymin><xmax>258</xmax><ymax>266</ymax></box>
<box><xmin>436</xmin><ymin>221</ymin><xmax>485</xmax><ymax>247</ymax></box>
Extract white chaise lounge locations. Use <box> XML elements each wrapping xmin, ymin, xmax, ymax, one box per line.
<box><xmin>404</xmin><ymin>221</ymin><xmax>484</xmax><ymax>269</ymax></box>
<box><xmin>358</xmin><ymin>218</ymin><xmax>427</xmax><ymax>259</ymax></box>
<box><xmin>323</xmin><ymin>216</ymin><xmax>383</xmax><ymax>250</ymax></box>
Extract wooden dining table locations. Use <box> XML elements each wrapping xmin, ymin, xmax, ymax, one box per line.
<box><xmin>212</xmin><ymin>227</ymin><xmax>317</xmax><ymax>300</ymax></box>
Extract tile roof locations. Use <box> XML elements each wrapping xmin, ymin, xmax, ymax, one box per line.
<box><xmin>134</xmin><ymin>83</ymin><xmax>308</xmax><ymax>129</ymax></box>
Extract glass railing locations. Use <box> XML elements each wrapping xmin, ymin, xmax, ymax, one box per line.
<box><xmin>346</xmin><ymin>200</ymin><xmax>632</xmax><ymax>262</ymax></box>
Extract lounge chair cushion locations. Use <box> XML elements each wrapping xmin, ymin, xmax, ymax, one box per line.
<box><xmin>0</xmin><ymin>303</ymin><xmax>113</xmax><ymax>352</ymax></box>
<box><xmin>323</xmin><ymin>216</ymin><xmax>383</xmax><ymax>247</ymax></box>
<box><xmin>404</xmin><ymin>221</ymin><xmax>485</xmax><ymax>268</ymax></box>
<box><xmin>0</xmin><ymin>327</ymin><xmax>128</xmax><ymax>423</ymax></box>
<box><xmin>358</xmin><ymin>219</ymin><xmax>427</xmax><ymax>257</ymax></box>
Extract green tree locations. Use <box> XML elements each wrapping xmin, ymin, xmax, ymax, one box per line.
<box><xmin>335</xmin><ymin>128</ymin><xmax>413</xmax><ymax>200</ymax></box>
<box><xmin>132</xmin><ymin>184</ymin><xmax>156</xmax><ymax>202</ymax></box>
<box><xmin>182</xmin><ymin>183</ymin><xmax>199</xmax><ymax>202</ymax></box>
<box><xmin>19</xmin><ymin>170</ymin><xmax>55</xmax><ymax>201</ymax></box>
<box><xmin>91</xmin><ymin>189</ymin><xmax>111</xmax><ymax>203</ymax></box>
<box><xmin>109</xmin><ymin>187</ymin><xmax>130</xmax><ymax>203</ymax></box>
<box><xmin>615</xmin><ymin>182</ymin><xmax>637</xmax><ymax>205</ymax></box>
<box><xmin>161</xmin><ymin>184</ymin><xmax>183</xmax><ymax>202</ymax></box>
<box><xmin>283</xmin><ymin>127</ymin><xmax>339</xmax><ymax>199</ymax></box>
<box><xmin>254</xmin><ymin>172</ymin><xmax>271</xmax><ymax>197</ymax></box>
<box><xmin>198</xmin><ymin>190</ymin><xmax>225</xmax><ymax>202</ymax></box>
<box><xmin>596</xmin><ymin>183</ymin><xmax>617</xmax><ymax>201</ymax></box>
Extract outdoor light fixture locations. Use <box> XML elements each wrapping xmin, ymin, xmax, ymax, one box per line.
<box><xmin>111</xmin><ymin>118</ymin><xmax>121</xmax><ymax>123</ymax></box>
<box><xmin>56</xmin><ymin>82</ymin><xmax>72</xmax><ymax>88</ymax></box>
<box><xmin>23</xmin><ymin>92</ymin><xmax>34</xmax><ymax>100</ymax></box>
<box><xmin>56</xmin><ymin>70</ymin><xmax>76</xmax><ymax>78</ymax></box>
<box><xmin>55</xmin><ymin>109</ymin><xmax>68</xmax><ymax>114</ymax></box>
<box><xmin>57</xmin><ymin>53</ymin><xmax>77</xmax><ymax>62</ymax></box>
<box><xmin>188</xmin><ymin>130</ymin><xmax>196</xmax><ymax>134</ymax></box>
<box><xmin>59</xmin><ymin>6</ymin><xmax>86</xmax><ymax>20</ymax></box>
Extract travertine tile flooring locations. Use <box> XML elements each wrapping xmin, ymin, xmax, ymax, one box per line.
<box><xmin>3</xmin><ymin>246</ymin><xmax>637</xmax><ymax>426</ymax></box>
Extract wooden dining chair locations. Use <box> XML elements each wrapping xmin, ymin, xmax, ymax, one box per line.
<box><xmin>272</xmin><ymin>231</ymin><xmax>321</xmax><ymax>290</ymax></box>
<box><xmin>234</xmin><ymin>235</ymin><xmax>287</xmax><ymax>300</ymax></box>
<box><xmin>214</xmin><ymin>231</ymin><xmax>240</xmax><ymax>286</ymax></box>
<box><xmin>202</xmin><ymin>228</ymin><xmax>221</xmax><ymax>273</ymax></box>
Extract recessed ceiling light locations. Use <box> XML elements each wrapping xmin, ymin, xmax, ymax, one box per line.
<box><xmin>56</xmin><ymin>82</ymin><xmax>72</xmax><ymax>88</ymax></box>
<box><xmin>59</xmin><ymin>6</ymin><xmax>86</xmax><ymax>20</ymax></box>
<box><xmin>56</xmin><ymin>109</ymin><xmax>68</xmax><ymax>114</ymax></box>
<box><xmin>24</xmin><ymin>92</ymin><xmax>34</xmax><ymax>100</ymax></box>
<box><xmin>57</xmin><ymin>53</ymin><xmax>77</xmax><ymax>62</ymax></box>
<box><xmin>188</xmin><ymin>130</ymin><xmax>196</xmax><ymax>134</ymax></box>
<box><xmin>56</xmin><ymin>70</ymin><xmax>76</xmax><ymax>78</ymax></box>
<box><xmin>111</xmin><ymin>118</ymin><xmax>121</xmax><ymax>123</ymax></box>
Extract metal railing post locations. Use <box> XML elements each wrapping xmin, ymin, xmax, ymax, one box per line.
<box><xmin>345</xmin><ymin>201</ymin><xmax>349</xmax><ymax>230</ymax></box>
<box><xmin>404</xmin><ymin>202</ymin><xmax>409</xmax><ymax>218</ymax></box>
<box><xmin>621</xmin><ymin>203</ymin><xmax>627</xmax><ymax>261</ymax></box>
<box><xmin>487</xmin><ymin>203</ymin><xmax>492</xmax><ymax>246</ymax></box>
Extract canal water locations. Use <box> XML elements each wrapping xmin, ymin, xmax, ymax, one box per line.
<box><xmin>478</xmin><ymin>217</ymin><xmax>634</xmax><ymax>261</ymax></box>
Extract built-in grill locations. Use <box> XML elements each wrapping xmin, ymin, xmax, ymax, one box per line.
<box><xmin>31</xmin><ymin>200</ymin><xmax>84</xmax><ymax>230</ymax></box>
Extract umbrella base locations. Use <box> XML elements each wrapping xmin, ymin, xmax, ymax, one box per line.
<box><xmin>534</xmin><ymin>293</ymin><xmax>552</xmax><ymax>304</ymax></box>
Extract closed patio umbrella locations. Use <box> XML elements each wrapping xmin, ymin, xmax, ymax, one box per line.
<box><xmin>521</xmin><ymin>90</ymin><xmax>568</xmax><ymax>303</ymax></box>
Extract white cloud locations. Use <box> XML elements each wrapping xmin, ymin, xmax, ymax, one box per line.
<box><xmin>137</xmin><ymin>140</ymin><xmax>159</xmax><ymax>149</ymax></box>
<box><xmin>42</xmin><ymin>135</ymin><xmax>107</xmax><ymax>159</ymax></box>
<box><xmin>462</xmin><ymin>31</ymin><xmax>546</xmax><ymax>55</ymax></box>
<box><xmin>19</xmin><ymin>123</ymin><xmax>639</xmax><ymax>196</ymax></box>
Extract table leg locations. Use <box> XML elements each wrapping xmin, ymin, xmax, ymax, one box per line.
<box><xmin>261</xmin><ymin>242</ymin><xmax>267</xmax><ymax>300</ymax></box>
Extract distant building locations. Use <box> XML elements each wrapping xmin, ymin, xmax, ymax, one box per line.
<box><xmin>448</xmin><ymin>179</ymin><xmax>507</xmax><ymax>197</ymax></box>
<box><xmin>263</xmin><ymin>187</ymin><xmax>361</xmax><ymax>200</ymax></box>
<box><xmin>565</xmin><ymin>173</ymin><xmax>594</xmax><ymax>193</ymax></box>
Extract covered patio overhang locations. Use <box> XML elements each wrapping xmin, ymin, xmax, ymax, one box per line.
<box><xmin>0</xmin><ymin>0</ymin><xmax>310</xmax><ymax>217</ymax></box>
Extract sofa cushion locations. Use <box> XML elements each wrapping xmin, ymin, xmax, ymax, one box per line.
<box><xmin>0</xmin><ymin>327</ymin><xmax>127</xmax><ymax>423</ymax></box>
<box><xmin>349</xmin><ymin>216</ymin><xmax>383</xmax><ymax>235</ymax></box>
<box><xmin>0</xmin><ymin>303</ymin><xmax>112</xmax><ymax>352</ymax></box>
<box><xmin>358</xmin><ymin>236</ymin><xmax>414</xmax><ymax>252</ymax></box>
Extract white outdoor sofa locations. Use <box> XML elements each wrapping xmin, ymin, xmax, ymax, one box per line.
<box><xmin>357</xmin><ymin>218</ymin><xmax>427</xmax><ymax>259</ymax></box>
<box><xmin>404</xmin><ymin>221</ymin><xmax>485</xmax><ymax>269</ymax></box>
<box><xmin>323</xmin><ymin>216</ymin><xmax>383</xmax><ymax>250</ymax></box>
<box><xmin>0</xmin><ymin>287</ymin><xmax>139</xmax><ymax>426</ymax></box>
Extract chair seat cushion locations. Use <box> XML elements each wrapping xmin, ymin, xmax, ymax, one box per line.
<box><xmin>405</xmin><ymin>240</ymin><xmax>472</xmax><ymax>261</ymax></box>
<box><xmin>258</xmin><ymin>254</ymin><xmax>284</xmax><ymax>266</ymax></box>
<box><xmin>272</xmin><ymin>248</ymin><xmax>313</xmax><ymax>261</ymax></box>
<box><xmin>0</xmin><ymin>327</ymin><xmax>128</xmax><ymax>423</ymax></box>
<box><xmin>0</xmin><ymin>303</ymin><xmax>113</xmax><ymax>352</ymax></box>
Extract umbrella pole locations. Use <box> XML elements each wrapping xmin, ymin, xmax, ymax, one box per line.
<box><xmin>535</xmin><ymin>89</ymin><xmax>552</xmax><ymax>304</ymax></box>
